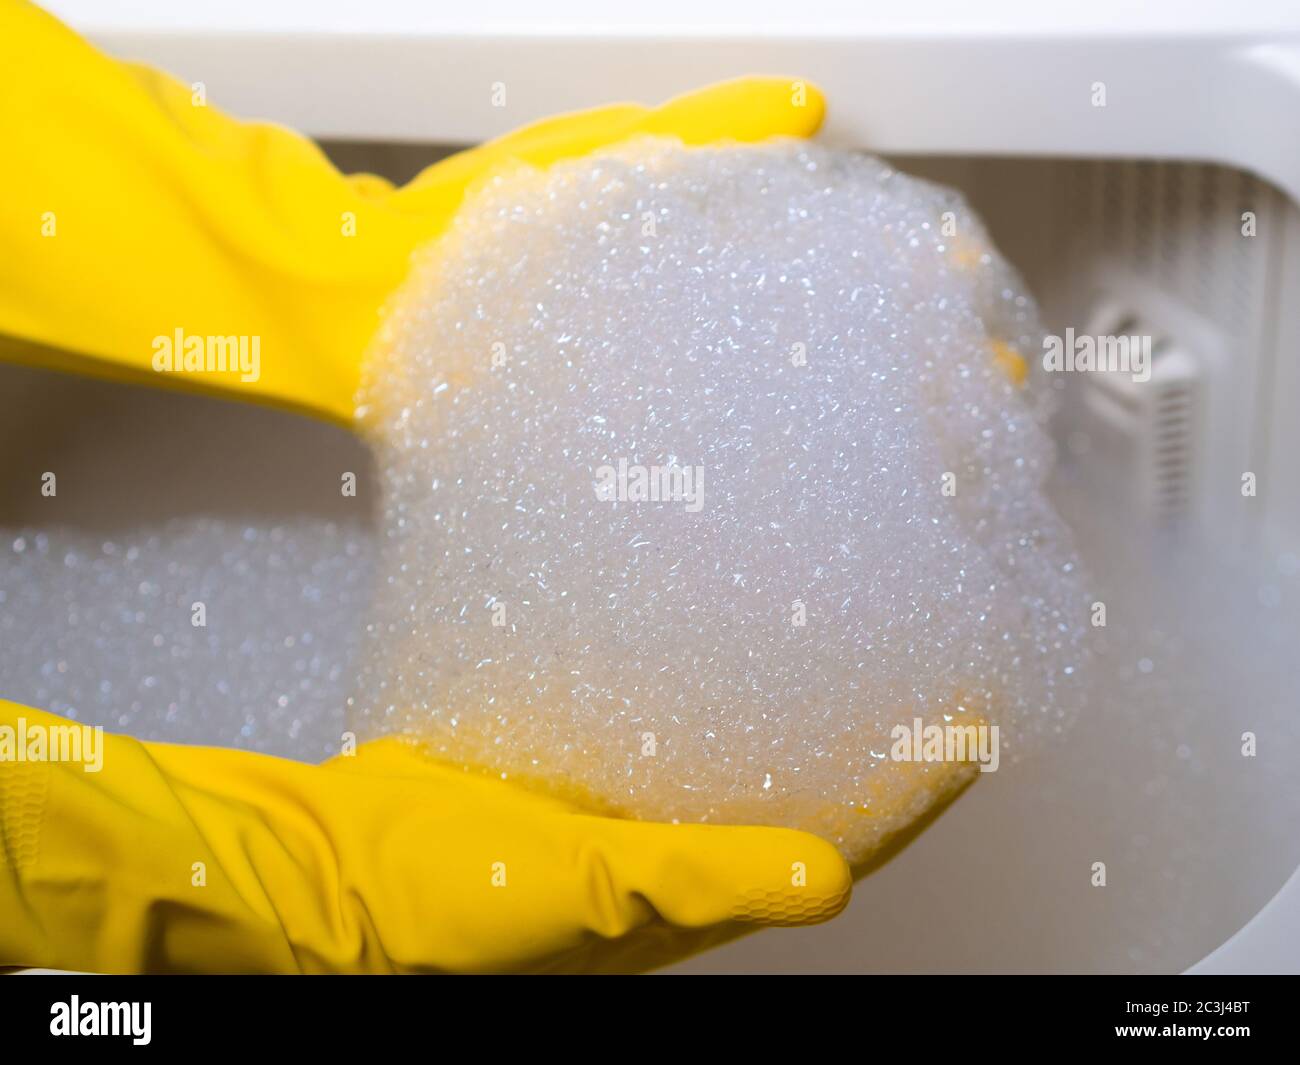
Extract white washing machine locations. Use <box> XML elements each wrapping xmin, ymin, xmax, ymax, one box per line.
<box><xmin>25</xmin><ymin>0</ymin><xmax>1300</xmax><ymax>974</ymax></box>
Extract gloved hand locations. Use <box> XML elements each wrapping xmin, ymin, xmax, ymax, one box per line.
<box><xmin>0</xmin><ymin>700</ymin><xmax>864</xmax><ymax>973</ymax></box>
<box><xmin>0</xmin><ymin>1</ymin><xmax>981</xmax><ymax>974</ymax></box>
<box><xmin>0</xmin><ymin>0</ymin><xmax>824</xmax><ymax>424</ymax></box>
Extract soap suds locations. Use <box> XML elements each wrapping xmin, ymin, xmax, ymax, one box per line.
<box><xmin>349</xmin><ymin>138</ymin><xmax>1092</xmax><ymax>860</ymax></box>
<box><xmin>0</xmin><ymin>519</ymin><xmax>369</xmax><ymax>760</ymax></box>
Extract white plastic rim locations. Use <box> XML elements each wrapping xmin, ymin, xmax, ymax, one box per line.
<box><xmin>1189</xmin><ymin>865</ymin><xmax>1300</xmax><ymax>974</ymax></box>
<box><xmin>41</xmin><ymin>0</ymin><xmax>1300</xmax><ymax>204</ymax></box>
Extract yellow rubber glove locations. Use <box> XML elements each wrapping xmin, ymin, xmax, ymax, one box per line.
<box><xmin>0</xmin><ymin>3</ymin><xmax>983</xmax><ymax>973</ymax></box>
<box><xmin>0</xmin><ymin>0</ymin><xmax>823</xmax><ymax>425</ymax></box>
<box><xmin>0</xmin><ymin>701</ymin><xmax>864</xmax><ymax>974</ymax></box>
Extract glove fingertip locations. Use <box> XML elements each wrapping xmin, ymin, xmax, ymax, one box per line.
<box><xmin>647</xmin><ymin>76</ymin><xmax>827</xmax><ymax>145</ymax></box>
<box><xmin>724</xmin><ymin>828</ymin><xmax>851</xmax><ymax>927</ymax></box>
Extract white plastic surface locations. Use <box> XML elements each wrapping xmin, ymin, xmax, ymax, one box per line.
<box><xmin>41</xmin><ymin>1</ymin><xmax>1300</xmax><ymax>203</ymax></box>
<box><xmin>1189</xmin><ymin>864</ymin><xmax>1300</xmax><ymax>974</ymax></box>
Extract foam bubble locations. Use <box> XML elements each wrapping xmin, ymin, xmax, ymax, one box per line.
<box><xmin>349</xmin><ymin>138</ymin><xmax>1092</xmax><ymax>860</ymax></box>
<box><xmin>0</xmin><ymin>519</ymin><xmax>370</xmax><ymax>759</ymax></box>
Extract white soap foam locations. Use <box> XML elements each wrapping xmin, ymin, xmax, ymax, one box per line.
<box><xmin>348</xmin><ymin>138</ymin><xmax>1093</xmax><ymax>860</ymax></box>
<box><xmin>0</xmin><ymin>519</ymin><xmax>370</xmax><ymax>759</ymax></box>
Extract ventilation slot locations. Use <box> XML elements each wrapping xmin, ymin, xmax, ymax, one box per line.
<box><xmin>1074</xmin><ymin>305</ymin><xmax>1200</xmax><ymax>520</ymax></box>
